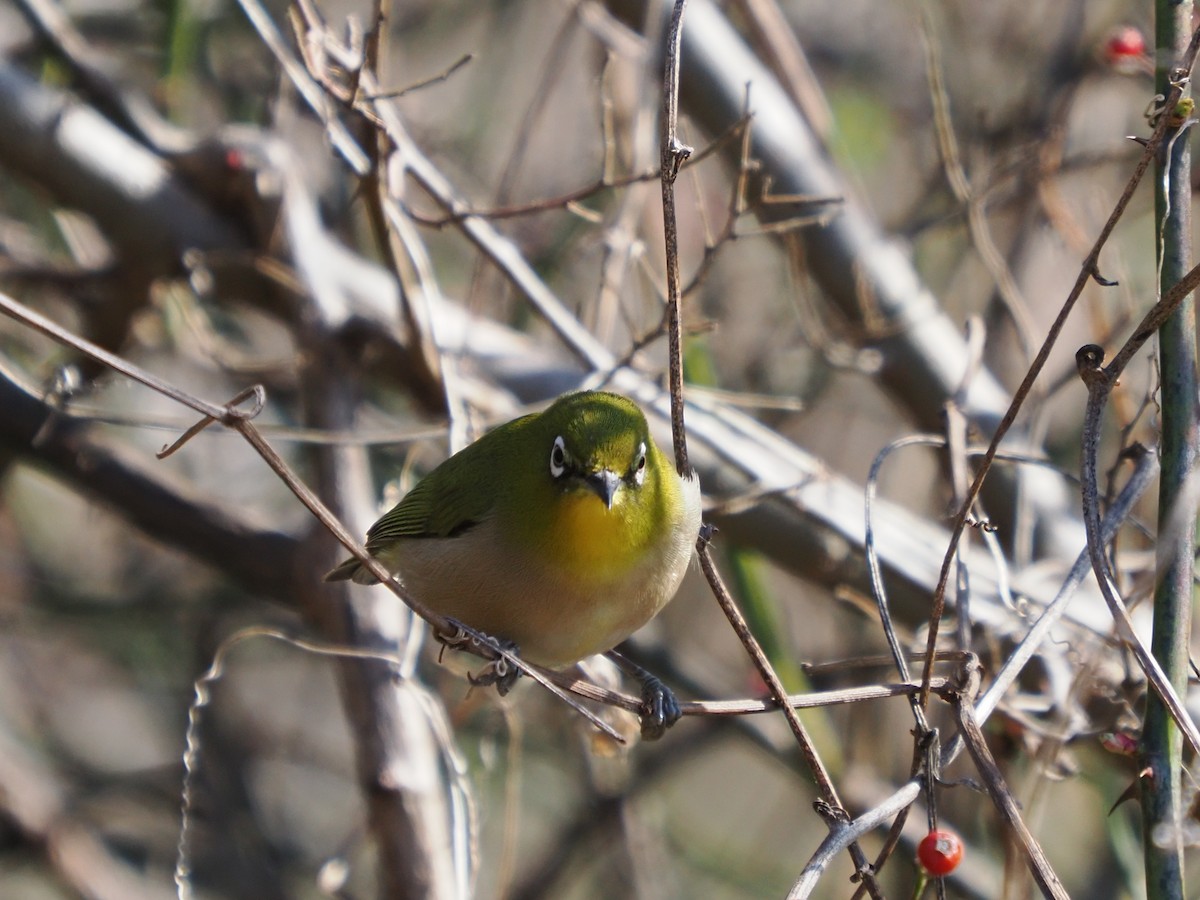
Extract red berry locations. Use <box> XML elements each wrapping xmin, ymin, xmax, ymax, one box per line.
<box><xmin>1099</xmin><ymin>731</ymin><xmax>1138</xmax><ymax>757</ymax></box>
<box><xmin>1104</xmin><ymin>26</ymin><xmax>1146</xmax><ymax>64</ymax></box>
<box><xmin>917</xmin><ymin>829</ymin><xmax>963</xmax><ymax>877</ymax></box>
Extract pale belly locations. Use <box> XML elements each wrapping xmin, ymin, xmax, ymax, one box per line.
<box><xmin>380</xmin><ymin>515</ymin><xmax>697</xmax><ymax>668</ymax></box>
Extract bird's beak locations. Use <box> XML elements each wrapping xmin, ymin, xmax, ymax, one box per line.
<box><xmin>585</xmin><ymin>469</ymin><xmax>622</xmax><ymax>510</ymax></box>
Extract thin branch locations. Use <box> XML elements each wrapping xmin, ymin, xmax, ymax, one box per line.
<box><xmin>408</xmin><ymin>119</ymin><xmax>748</xmax><ymax>228</ymax></box>
<box><xmin>949</xmin><ymin>661</ymin><xmax>1070</xmax><ymax>899</ymax></box>
<box><xmin>1077</xmin><ymin>333</ymin><xmax>1200</xmax><ymax>759</ymax></box>
<box><xmin>919</xmin><ymin>26</ymin><xmax>1200</xmax><ymax>707</ymax></box>
<box><xmin>659</xmin><ymin>0</ymin><xmax>693</xmax><ymax>475</ymax></box>
<box><xmin>367</xmin><ymin>53</ymin><xmax>473</xmax><ymax>99</ymax></box>
<box><xmin>917</xmin><ymin>0</ymin><xmax>1038</xmax><ymax>364</ymax></box>
<box><xmin>786</xmin><ymin>782</ymin><xmax>920</xmax><ymax>899</ymax></box>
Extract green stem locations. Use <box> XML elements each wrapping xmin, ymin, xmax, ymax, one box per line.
<box><xmin>1143</xmin><ymin>3</ymin><xmax>1196</xmax><ymax>898</ymax></box>
<box><xmin>163</xmin><ymin>0</ymin><xmax>202</xmax><ymax>121</ymax></box>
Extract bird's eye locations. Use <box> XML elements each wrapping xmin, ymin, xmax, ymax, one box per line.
<box><xmin>550</xmin><ymin>436</ymin><xmax>567</xmax><ymax>477</ymax></box>
<box><xmin>632</xmin><ymin>442</ymin><xmax>647</xmax><ymax>485</ymax></box>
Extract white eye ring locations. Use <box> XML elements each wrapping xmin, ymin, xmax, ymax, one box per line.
<box><xmin>550</xmin><ymin>436</ymin><xmax>567</xmax><ymax>477</ymax></box>
<box><xmin>632</xmin><ymin>442</ymin><xmax>647</xmax><ymax>485</ymax></box>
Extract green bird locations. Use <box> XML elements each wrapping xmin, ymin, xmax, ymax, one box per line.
<box><xmin>326</xmin><ymin>391</ymin><xmax>703</xmax><ymax>734</ymax></box>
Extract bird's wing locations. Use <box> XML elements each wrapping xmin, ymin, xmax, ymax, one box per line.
<box><xmin>363</xmin><ymin>413</ymin><xmax>534</xmax><ymax>550</ymax></box>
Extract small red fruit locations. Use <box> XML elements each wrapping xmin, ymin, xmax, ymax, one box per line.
<box><xmin>1104</xmin><ymin>26</ymin><xmax>1146</xmax><ymax>65</ymax></box>
<box><xmin>917</xmin><ymin>829</ymin><xmax>963</xmax><ymax>877</ymax></box>
<box><xmin>1099</xmin><ymin>731</ymin><xmax>1138</xmax><ymax>757</ymax></box>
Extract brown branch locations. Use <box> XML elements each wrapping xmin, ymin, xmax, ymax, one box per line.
<box><xmin>949</xmin><ymin>661</ymin><xmax>1070</xmax><ymax>899</ymax></box>
<box><xmin>408</xmin><ymin>117</ymin><xmax>749</xmax><ymax>228</ymax></box>
<box><xmin>659</xmin><ymin>0</ymin><xmax>693</xmax><ymax>476</ymax></box>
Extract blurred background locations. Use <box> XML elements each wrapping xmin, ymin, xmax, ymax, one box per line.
<box><xmin>0</xmin><ymin>0</ymin><xmax>1187</xmax><ymax>897</ymax></box>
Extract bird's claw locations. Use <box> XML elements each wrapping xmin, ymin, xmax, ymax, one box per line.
<box><xmin>638</xmin><ymin>673</ymin><xmax>681</xmax><ymax>741</ymax></box>
<box><xmin>440</xmin><ymin>621</ymin><xmax>523</xmax><ymax>696</ymax></box>
<box><xmin>467</xmin><ymin>652</ymin><xmax>522</xmax><ymax>696</ymax></box>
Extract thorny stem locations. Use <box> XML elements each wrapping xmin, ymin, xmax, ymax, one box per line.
<box><xmin>1143</xmin><ymin>3</ymin><xmax>1197</xmax><ymax>894</ymax></box>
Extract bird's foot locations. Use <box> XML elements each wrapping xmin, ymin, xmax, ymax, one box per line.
<box><xmin>467</xmin><ymin>652</ymin><xmax>522</xmax><ymax>696</ymax></box>
<box><xmin>605</xmin><ymin>648</ymin><xmax>682</xmax><ymax>740</ymax></box>
<box><xmin>441</xmin><ymin>620</ymin><xmax>523</xmax><ymax>696</ymax></box>
<box><xmin>636</xmin><ymin>672</ymin><xmax>682</xmax><ymax>740</ymax></box>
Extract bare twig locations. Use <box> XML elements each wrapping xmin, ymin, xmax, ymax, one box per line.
<box><xmin>659</xmin><ymin>0</ymin><xmax>693</xmax><ymax>475</ymax></box>
<box><xmin>1077</xmin><ymin>326</ymin><xmax>1200</xmax><ymax>760</ymax></box>
<box><xmin>367</xmin><ymin>53</ymin><xmax>474</xmax><ymax>99</ymax></box>
<box><xmin>917</xmin><ymin>0</ymin><xmax>1038</xmax><ymax>364</ymax></box>
<box><xmin>949</xmin><ymin>662</ymin><xmax>1069</xmax><ymax>899</ymax></box>
<box><xmin>919</xmin><ymin>25</ymin><xmax>1200</xmax><ymax>708</ymax></box>
<box><xmin>786</xmin><ymin>783</ymin><xmax>919</xmax><ymax>899</ymax></box>
<box><xmin>656</xmin><ymin>3</ymin><xmax>875</xmax><ymax>891</ymax></box>
<box><xmin>407</xmin><ymin>119</ymin><xmax>747</xmax><ymax>228</ymax></box>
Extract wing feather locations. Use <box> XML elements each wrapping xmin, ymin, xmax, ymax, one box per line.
<box><xmin>325</xmin><ymin>412</ymin><xmax>535</xmax><ymax>581</ymax></box>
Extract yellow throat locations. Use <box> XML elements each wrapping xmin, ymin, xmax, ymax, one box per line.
<box><xmin>550</xmin><ymin>481</ymin><xmax>645</xmax><ymax>582</ymax></box>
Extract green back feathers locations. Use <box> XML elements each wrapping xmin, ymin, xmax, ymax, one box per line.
<box><xmin>362</xmin><ymin>411</ymin><xmax>536</xmax><ymax>547</ymax></box>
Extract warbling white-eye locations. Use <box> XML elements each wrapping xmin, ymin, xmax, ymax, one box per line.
<box><xmin>326</xmin><ymin>390</ymin><xmax>703</xmax><ymax>736</ymax></box>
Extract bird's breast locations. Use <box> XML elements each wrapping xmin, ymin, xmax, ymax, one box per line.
<box><xmin>386</xmin><ymin>479</ymin><xmax>698</xmax><ymax>668</ymax></box>
<box><xmin>547</xmin><ymin>491</ymin><xmax>646</xmax><ymax>583</ymax></box>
